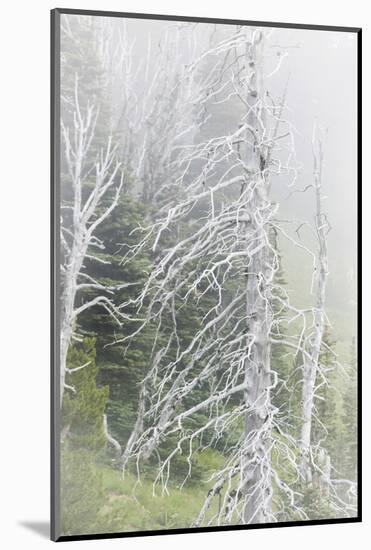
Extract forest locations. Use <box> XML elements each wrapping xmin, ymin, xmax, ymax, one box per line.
<box><xmin>57</xmin><ymin>14</ymin><xmax>358</xmax><ymax>536</ymax></box>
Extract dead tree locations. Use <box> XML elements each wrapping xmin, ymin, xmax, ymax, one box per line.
<box><xmin>60</xmin><ymin>76</ymin><xmax>124</xmax><ymax>407</ymax></box>
<box><xmin>99</xmin><ymin>19</ymin><xmax>204</xmax><ymax>204</ymax></box>
<box><xmin>299</xmin><ymin>129</ymin><xmax>329</xmax><ymax>485</ymax></box>
<box><xmin>296</xmin><ymin>130</ymin><xmax>356</xmax><ymax>518</ymax></box>
<box><xmin>58</xmin><ymin>19</ymin><xmax>356</xmax><ymax>523</ymax></box>
<box><xmin>118</xmin><ymin>26</ymin><xmax>308</xmax><ymax>525</ymax></box>
<box><xmin>59</xmin><ymin>17</ymin><xmax>203</xmax><ymax>411</ymax></box>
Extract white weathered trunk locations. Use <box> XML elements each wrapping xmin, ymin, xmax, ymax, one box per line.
<box><xmin>242</xmin><ymin>198</ymin><xmax>273</xmax><ymax>523</ymax></box>
<box><xmin>103</xmin><ymin>414</ymin><xmax>122</xmax><ymax>459</ymax></box>
<box><xmin>118</xmin><ymin>26</ymin><xmax>300</xmax><ymax>523</ymax></box>
<box><xmin>300</xmin><ymin>136</ymin><xmax>328</xmax><ymax>485</ymax></box>
<box><xmin>241</xmin><ymin>31</ymin><xmax>274</xmax><ymax>524</ymax></box>
<box><xmin>60</xmin><ymin>76</ymin><xmax>123</xmax><ymax>408</ymax></box>
<box><xmin>60</xmin><ymin>228</ymin><xmax>87</xmax><ymax>406</ymax></box>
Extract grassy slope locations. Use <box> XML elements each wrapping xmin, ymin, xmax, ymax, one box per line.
<box><xmin>90</xmin><ymin>465</ymin><xmax>212</xmax><ymax>534</ymax></box>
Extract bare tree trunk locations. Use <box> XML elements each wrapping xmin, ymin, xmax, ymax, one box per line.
<box><xmin>101</xmin><ymin>20</ymin><xmax>202</xmax><ymax>205</ymax></box>
<box><xmin>300</xmin><ymin>132</ymin><xmax>328</xmax><ymax>485</ymax></box>
<box><xmin>60</xmin><ymin>233</ymin><xmax>84</xmax><ymax>405</ymax></box>
<box><xmin>118</xmin><ymin>25</ymin><xmax>308</xmax><ymax>524</ymax></box>
<box><xmin>103</xmin><ymin>414</ymin><xmax>122</xmax><ymax>459</ymax></box>
<box><xmin>60</xmin><ymin>76</ymin><xmax>123</xmax><ymax>407</ymax></box>
<box><xmin>241</xmin><ymin>31</ymin><xmax>274</xmax><ymax>524</ymax></box>
<box><xmin>242</xmin><ymin>197</ymin><xmax>274</xmax><ymax>523</ymax></box>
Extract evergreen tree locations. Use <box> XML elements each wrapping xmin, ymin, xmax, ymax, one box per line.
<box><xmin>75</xmin><ymin>194</ymin><xmax>155</xmax><ymax>446</ymax></box>
<box><xmin>62</xmin><ymin>337</ymin><xmax>109</xmax><ymax>452</ymax></box>
<box><xmin>60</xmin><ymin>447</ymin><xmax>106</xmax><ymax>536</ymax></box>
<box><xmin>61</xmin><ymin>15</ymin><xmax>112</xmax><ymax>143</ymax></box>
<box><xmin>61</xmin><ymin>337</ymin><xmax>111</xmax><ymax>535</ymax></box>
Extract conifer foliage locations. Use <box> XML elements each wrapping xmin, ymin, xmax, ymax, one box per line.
<box><xmin>57</xmin><ymin>14</ymin><xmax>358</xmax><ymax>535</ymax></box>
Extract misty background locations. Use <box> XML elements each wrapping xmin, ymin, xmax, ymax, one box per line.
<box><xmin>103</xmin><ymin>17</ymin><xmax>358</xmax><ymax>343</ymax></box>
<box><xmin>58</xmin><ymin>15</ymin><xmax>358</xmax><ymax>535</ymax></box>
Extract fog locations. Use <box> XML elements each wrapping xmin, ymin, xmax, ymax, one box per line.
<box><xmin>57</xmin><ymin>14</ymin><xmax>359</xmax><ymax>535</ymax></box>
<box><xmin>109</xmin><ymin>17</ymin><xmax>357</xmax><ymax>337</ymax></box>
<box><xmin>63</xmin><ymin>15</ymin><xmax>358</xmax><ymax>340</ymax></box>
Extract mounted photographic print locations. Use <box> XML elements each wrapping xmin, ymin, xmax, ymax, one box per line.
<box><xmin>51</xmin><ymin>8</ymin><xmax>361</xmax><ymax>541</ymax></box>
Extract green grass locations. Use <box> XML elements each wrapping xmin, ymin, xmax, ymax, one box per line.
<box><xmin>98</xmin><ymin>466</ymin><xmax>209</xmax><ymax>533</ymax></box>
<box><xmin>61</xmin><ymin>447</ymin><xmax>226</xmax><ymax>536</ymax></box>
